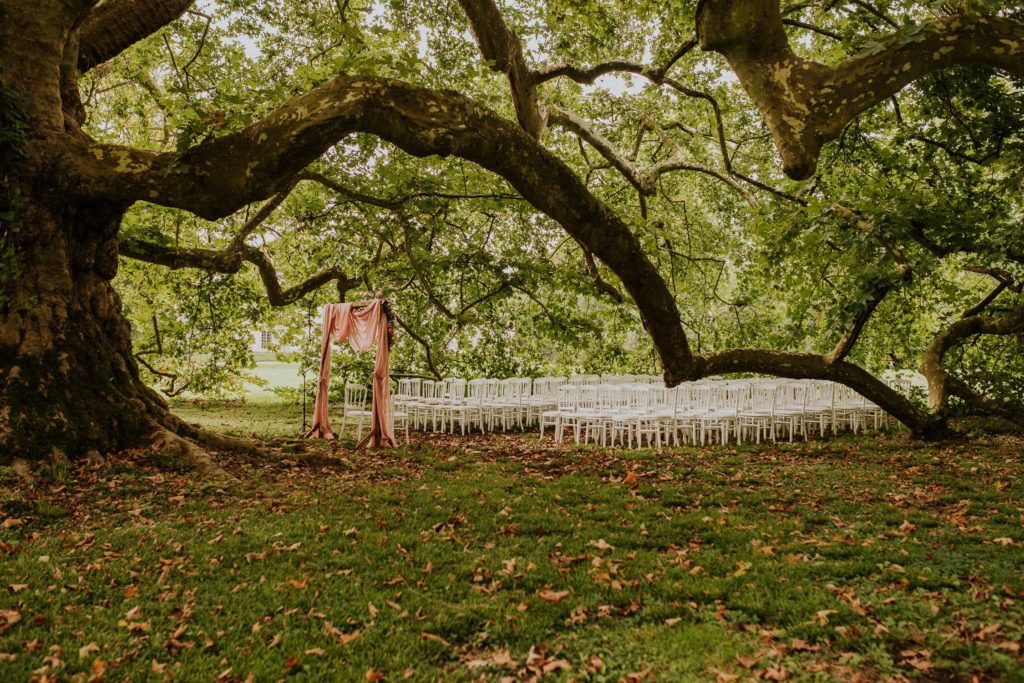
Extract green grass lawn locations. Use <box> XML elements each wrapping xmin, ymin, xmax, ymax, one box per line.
<box><xmin>1</xmin><ymin>401</ymin><xmax>1022</xmax><ymax>681</ymax></box>
<box><xmin>243</xmin><ymin>359</ymin><xmax>304</xmax><ymax>402</ymax></box>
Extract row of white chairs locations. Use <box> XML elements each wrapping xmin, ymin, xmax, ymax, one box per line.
<box><xmin>391</xmin><ymin>377</ymin><xmax>561</xmax><ymax>434</ymax></box>
<box><xmin>539</xmin><ymin>380</ymin><xmax>889</xmax><ymax>447</ymax></box>
<box><xmin>336</xmin><ymin>375</ymin><xmax>895</xmax><ymax>447</ymax></box>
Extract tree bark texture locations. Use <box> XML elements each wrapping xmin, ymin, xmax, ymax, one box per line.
<box><xmin>0</xmin><ymin>198</ymin><xmax>171</xmax><ymax>458</ymax></box>
<box><xmin>1</xmin><ymin>2</ymin><xmax>178</xmax><ymax>461</ymax></box>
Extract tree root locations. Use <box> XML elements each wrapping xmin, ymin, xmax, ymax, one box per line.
<box><xmin>148</xmin><ymin>424</ymin><xmax>235</xmax><ymax>480</ymax></box>
<box><xmin>179</xmin><ymin>423</ymin><xmax>274</xmax><ymax>459</ymax></box>
<box><xmin>167</xmin><ymin>417</ymin><xmax>353</xmax><ymax>469</ymax></box>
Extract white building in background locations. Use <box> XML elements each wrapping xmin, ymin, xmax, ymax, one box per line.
<box><xmin>250</xmin><ymin>327</ymin><xmax>299</xmax><ymax>354</ymax></box>
<box><xmin>251</xmin><ymin>329</ymin><xmax>273</xmax><ymax>352</ymax></box>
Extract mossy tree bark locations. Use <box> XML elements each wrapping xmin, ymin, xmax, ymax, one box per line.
<box><xmin>0</xmin><ymin>198</ymin><xmax>169</xmax><ymax>459</ymax></box>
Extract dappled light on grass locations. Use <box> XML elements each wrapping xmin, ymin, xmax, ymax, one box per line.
<box><xmin>1</xmin><ymin>402</ymin><xmax>1022</xmax><ymax>680</ymax></box>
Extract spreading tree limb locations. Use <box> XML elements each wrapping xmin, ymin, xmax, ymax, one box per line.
<box><xmin>78</xmin><ymin>0</ymin><xmax>196</xmax><ymax>72</ymax></box>
<box><xmin>54</xmin><ymin>74</ymin><xmax>695</xmax><ymax>382</ymax></box>
<box><xmin>120</xmin><ymin>237</ymin><xmax>355</xmax><ymax>306</ymax></box>
<box><xmin>456</xmin><ymin>0</ymin><xmax>546</xmax><ymax>138</ymax></box>
<box><xmin>696</xmin><ymin>0</ymin><xmax>1024</xmax><ymax>179</ymax></box>
<box><xmin>920</xmin><ymin>300</ymin><xmax>1024</xmax><ymax>413</ymax></box>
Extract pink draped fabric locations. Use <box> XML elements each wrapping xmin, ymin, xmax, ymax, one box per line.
<box><xmin>304</xmin><ymin>300</ymin><xmax>397</xmax><ymax>447</ymax></box>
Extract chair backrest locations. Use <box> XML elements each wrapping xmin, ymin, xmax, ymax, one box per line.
<box><xmin>777</xmin><ymin>382</ymin><xmax>808</xmax><ymax>411</ymax></box>
<box><xmin>344</xmin><ymin>383</ymin><xmax>368</xmax><ymax>411</ymax></box>
<box><xmin>746</xmin><ymin>383</ymin><xmax>777</xmax><ymax>413</ymax></box>
<box><xmin>396</xmin><ymin>377</ymin><xmax>421</xmax><ymax>398</ymax></box>
<box><xmin>539</xmin><ymin>377</ymin><xmax>567</xmax><ymax>397</ymax></box>
<box><xmin>577</xmin><ymin>385</ymin><xmax>599</xmax><ymax>411</ymax></box>
<box><xmin>443</xmin><ymin>377</ymin><xmax>466</xmax><ymax>400</ymax></box>
<box><xmin>596</xmin><ymin>385</ymin><xmax>621</xmax><ymax>411</ymax></box>
<box><xmin>418</xmin><ymin>379</ymin><xmax>434</xmax><ymax>398</ymax></box>
<box><xmin>497</xmin><ymin>377</ymin><xmax>529</xmax><ymax>400</ymax></box>
<box><xmin>556</xmin><ymin>384</ymin><xmax>578</xmax><ymax>411</ymax></box>
<box><xmin>688</xmin><ymin>384</ymin><xmax>712</xmax><ymax>413</ymax></box>
<box><xmin>468</xmin><ymin>378</ymin><xmax>497</xmax><ymax>402</ymax></box>
<box><xmin>833</xmin><ymin>383</ymin><xmax>865</xmax><ymax>407</ymax></box>
<box><xmin>804</xmin><ymin>380</ymin><xmax>833</xmax><ymax>408</ymax></box>
<box><xmin>467</xmin><ymin>378</ymin><xmax>486</xmax><ymax>395</ymax></box>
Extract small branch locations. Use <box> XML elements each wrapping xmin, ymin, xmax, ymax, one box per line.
<box><xmin>549</xmin><ymin>105</ymin><xmax>755</xmax><ymax>205</ymax></box>
<box><xmin>849</xmin><ymin>0</ymin><xmax>899</xmax><ymax>29</ymax></box>
<box><xmin>548</xmin><ymin>106</ymin><xmax>650</xmax><ymax>194</ymax></box>
<box><xmin>300</xmin><ymin>170</ymin><xmax>524</xmax><ymax>208</ymax></box>
<box><xmin>455</xmin><ymin>282</ymin><xmax>512</xmax><ymax>319</ymax></box>
<box><xmin>961</xmin><ymin>281</ymin><xmax>1009</xmax><ymax>319</ymax></box>
<box><xmin>535</xmin><ymin>60</ymin><xmax>646</xmax><ymax>85</ymax></box>
<box><xmin>394</xmin><ymin>314</ymin><xmax>442</xmax><ymax>379</ymax></box>
<box><xmin>400</xmin><ymin>218</ymin><xmax>457</xmax><ymax>319</ymax></box>
<box><xmin>120</xmin><ymin>238</ymin><xmax>355</xmax><ymax>307</ymax></box>
<box><xmin>825</xmin><ymin>265</ymin><xmax>910</xmax><ymax>365</ymax></box>
<box><xmin>781</xmin><ymin>18</ymin><xmax>842</xmax><ymax>41</ymax></box>
<box><xmin>227</xmin><ymin>182</ymin><xmax>296</xmax><ymax>250</ymax></box>
<box><xmin>534</xmin><ymin>39</ymin><xmax>698</xmax><ymax>84</ymax></box>
<box><xmin>945</xmin><ymin>375</ymin><xmax>1024</xmax><ymax>427</ymax></box>
<box><xmin>579</xmin><ymin>242</ymin><xmax>624</xmax><ymax>303</ymax></box>
<box><xmin>299</xmin><ymin>171</ymin><xmax>404</xmax><ymax>209</ymax></box>
<box><xmin>831</xmin><ymin>205</ymin><xmax>909</xmax><ymax>266</ymax></box>
<box><xmin>134</xmin><ymin>352</ymin><xmax>190</xmax><ymax>396</ymax></box>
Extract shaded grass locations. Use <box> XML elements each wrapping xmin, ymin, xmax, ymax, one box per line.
<box><xmin>0</xmin><ymin>401</ymin><xmax>1022</xmax><ymax>681</ymax></box>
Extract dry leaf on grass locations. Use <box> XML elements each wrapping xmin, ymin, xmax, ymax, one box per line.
<box><xmin>537</xmin><ymin>588</ymin><xmax>572</xmax><ymax>603</ymax></box>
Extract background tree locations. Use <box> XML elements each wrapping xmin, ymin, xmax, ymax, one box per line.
<box><xmin>1</xmin><ymin>0</ymin><xmax>1022</xmax><ymax>467</ymax></box>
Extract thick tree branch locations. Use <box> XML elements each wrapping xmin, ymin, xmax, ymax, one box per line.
<box><xmin>457</xmin><ymin>0</ymin><xmax>546</xmax><ymax>138</ymax></box>
<box><xmin>920</xmin><ymin>300</ymin><xmax>1024</xmax><ymax>412</ymax></box>
<box><xmin>55</xmin><ymin>73</ymin><xmax>694</xmax><ymax>382</ymax></box>
<box><xmin>119</xmin><ymin>237</ymin><xmax>355</xmax><ymax>307</ymax></box>
<box><xmin>78</xmin><ymin>0</ymin><xmax>196</xmax><ymax>72</ymax></box>
<box><xmin>694</xmin><ymin>348</ymin><xmax>936</xmax><ymax>435</ymax></box>
<box><xmin>696</xmin><ymin>1</ymin><xmax>1024</xmax><ymax>179</ymax></box>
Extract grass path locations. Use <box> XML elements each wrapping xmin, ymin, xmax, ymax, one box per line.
<box><xmin>1</xmin><ymin>401</ymin><xmax>1022</xmax><ymax>681</ymax></box>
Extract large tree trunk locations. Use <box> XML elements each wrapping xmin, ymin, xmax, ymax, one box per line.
<box><xmin>0</xmin><ymin>0</ymin><xmax>184</xmax><ymax>464</ymax></box>
<box><xmin>0</xmin><ymin>198</ymin><xmax>172</xmax><ymax>461</ymax></box>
